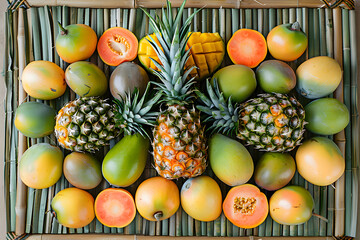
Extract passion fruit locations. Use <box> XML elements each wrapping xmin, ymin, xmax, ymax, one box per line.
<box><xmin>110</xmin><ymin>62</ymin><xmax>149</xmax><ymax>100</ymax></box>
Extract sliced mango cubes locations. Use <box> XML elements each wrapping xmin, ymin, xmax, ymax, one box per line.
<box><xmin>138</xmin><ymin>32</ymin><xmax>225</xmax><ymax>80</ymax></box>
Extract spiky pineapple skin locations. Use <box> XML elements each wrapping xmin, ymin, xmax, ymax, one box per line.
<box><xmin>153</xmin><ymin>104</ymin><xmax>207</xmax><ymax>179</ymax></box>
<box><xmin>55</xmin><ymin>97</ymin><xmax>120</xmax><ymax>152</ymax></box>
<box><xmin>237</xmin><ymin>93</ymin><xmax>306</xmax><ymax>152</ymax></box>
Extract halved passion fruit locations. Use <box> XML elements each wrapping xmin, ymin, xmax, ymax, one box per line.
<box><xmin>94</xmin><ymin>188</ymin><xmax>136</xmax><ymax>228</ymax></box>
<box><xmin>223</xmin><ymin>184</ymin><xmax>268</xmax><ymax>229</ymax></box>
<box><xmin>227</xmin><ymin>29</ymin><xmax>267</xmax><ymax>68</ymax></box>
<box><xmin>97</xmin><ymin>27</ymin><xmax>138</xmax><ymax>66</ymax></box>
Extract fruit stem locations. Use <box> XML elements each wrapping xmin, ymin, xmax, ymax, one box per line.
<box><xmin>154</xmin><ymin>211</ymin><xmax>163</xmax><ymax>221</ymax></box>
<box><xmin>57</xmin><ymin>21</ymin><xmax>67</xmax><ymax>35</ymax></box>
<box><xmin>312</xmin><ymin>212</ymin><xmax>328</xmax><ymax>222</ymax></box>
<box><xmin>291</xmin><ymin>22</ymin><xmax>301</xmax><ymax>31</ymax></box>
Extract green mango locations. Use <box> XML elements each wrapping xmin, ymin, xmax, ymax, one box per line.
<box><xmin>15</xmin><ymin>101</ymin><xmax>56</xmax><ymax>138</ymax></box>
<box><xmin>102</xmin><ymin>133</ymin><xmax>149</xmax><ymax>187</ymax></box>
<box><xmin>209</xmin><ymin>134</ymin><xmax>254</xmax><ymax>186</ymax></box>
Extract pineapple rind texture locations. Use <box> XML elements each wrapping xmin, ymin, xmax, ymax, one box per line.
<box><xmin>142</xmin><ymin>1</ymin><xmax>208</xmax><ymax>179</ymax></box>
<box><xmin>55</xmin><ymin>97</ymin><xmax>121</xmax><ymax>152</ymax></box>
<box><xmin>196</xmin><ymin>79</ymin><xmax>306</xmax><ymax>152</ymax></box>
<box><xmin>153</xmin><ymin>104</ymin><xmax>207</xmax><ymax>179</ymax></box>
<box><xmin>238</xmin><ymin>93</ymin><xmax>306</xmax><ymax>152</ymax></box>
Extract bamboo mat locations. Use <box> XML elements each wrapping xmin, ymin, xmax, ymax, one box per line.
<box><xmin>3</xmin><ymin>4</ymin><xmax>359</xmax><ymax>239</ymax></box>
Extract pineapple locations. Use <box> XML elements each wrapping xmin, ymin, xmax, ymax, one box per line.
<box><xmin>55</xmin><ymin>85</ymin><xmax>161</xmax><ymax>152</ymax></box>
<box><xmin>196</xmin><ymin>79</ymin><xmax>306</xmax><ymax>152</ymax></box>
<box><xmin>141</xmin><ymin>1</ymin><xmax>207</xmax><ymax>179</ymax></box>
<box><xmin>55</xmin><ymin>97</ymin><xmax>121</xmax><ymax>152</ymax></box>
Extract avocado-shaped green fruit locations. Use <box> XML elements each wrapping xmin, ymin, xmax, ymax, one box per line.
<box><xmin>212</xmin><ymin>65</ymin><xmax>257</xmax><ymax>103</ymax></box>
<box><xmin>15</xmin><ymin>102</ymin><xmax>56</xmax><ymax>138</ymax></box>
<box><xmin>256</xmin><ymin>60</ymin><xmax>296</xmax><ymax>94</ymax></box>
<box><xmin>65</xmin><ymin>61</ymin><xmax>108</xmax><ymax>97</ymax></box>
<box><xmin>254</xmin><ymin>152</ymin><xmax>296</xmax><ymax>191</ymax></box>
<box><xmin>305</xmin><ymin>98</ymin><xmax>349</xmax><ymax>135</ymax></box>
<box><xmin>102</xmin><ymin>133</ymin><xmax>149</xmax><ymax>187</ymax></box>
<box><xmin>209</xmin><ymin>134</ymin><xmax>254</xmax><ymax>186</ymax></box>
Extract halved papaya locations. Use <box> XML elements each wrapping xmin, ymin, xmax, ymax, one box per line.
<box><xmin>97</xmin><ymin>27</ymin><xmax>138</xmax><ymax>66</ymax></box>
<box><xmin>227</xmin><ymin>29</ymin><xmax>267</xmax><ymax>68</ymax></box>
<box><xmin>223</xmin><ymin>184</ymin><xmax>268</xmax><ymax>229</ymax></box>
<box><xmin>94</xmin><ymin>188</ymin><xmax>136</xmax><ymax>228</ymax></box>
<box><xmin>138</xmin><ymin>32</ymin><xmax>225</xmax><ymax>80</ymax></box>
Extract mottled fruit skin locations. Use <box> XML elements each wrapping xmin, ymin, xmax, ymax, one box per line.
<box><xmin>212</xmin><ymin>65</ymin><xmax>257</xmax><ymax>103</ymax></box>
<box><xmin>20</xmin><ymin>143</ymin><xmax>63</xmax><ymax>189</ymax></box>
<box><xmin>15</xmin><ymin>102</ymin><xmax>56</xmax><ymax>138</ymax></box>
<box><xmin>51</xmin><ymin>188</ymin><xmax>95</xmax><ymax>228</ymax></box>
<box><xmin>95</xmin><ymin>188</ymin><xmax>136</xmax><ymax>228</ymax></box>
<box><xmin>63</xmin><ymin>152</ymin><xmax>102</xmax><ymax>189</ymax></box>
<box><xmin>102</xmin><ymin>133</ymin><xmax>149</xmax><ymax>187</ymax></box>
<box><xmin>223</xmin><ymin>184</ymin><xmax>268</xmax><ymax>229</ymax></box>
<box><xmin>56</xmin><ymin>24</ymin><xmax>97</xmax><ymax>63</ymax></box>
<box><xmin>181</xmin><ymin>176</ymin><xmax>222</xmax><ymax>222</ymax></box>
<box><xmin>22</xmin><ymin>60</ymin><xmax>66</xmax><ymax>100</ymax></box>
<box><xmin>305</xmin><ymin>98</ymin><xmax>349</xmax><ymax>135</ymax></box>
<box><xmin>267</xmin><ymin>22</ymin><xmax>308</xmax><ymax>61</ymax></box>
<box><xmin>65</xmin><ymin>61</ymin><xmax>108</xmax><ymax>97</ymax></box>
<box><xmin>269</xmin><ymin>185</ymin><xmax>314</xmax><ymax>225</ymax></box>
<box><xmin>135</xmin><ymin>176</ymin><xmax>180</xmax><ymax>221</ymax></box>
<box><xmin>209</xmin><ymin>134</ymin><xmax>254</xmax><ymax>186</ymax></box>
<box><xmin>110</xmin><ymin>62</ymin><xmax>149</xmax><ymax>100</ymax></box>
<box><xmin>296</xmin><ymin>137</ymin><xmax>345</xmax><ymax>186</ymax></box>
<box><xmin>254</xmin><ymin>152</ymin><xmax>296</xmax><ymax>191</ymax></box>
<box><xmin>296</xmin><ymin>56</ymin><xmax>342</xmax><ymax>99</ymax></box>
<box><xmin>256</xmin><ymin>60</ymin><xmax>296</xmax><ymax>94</ymax></box>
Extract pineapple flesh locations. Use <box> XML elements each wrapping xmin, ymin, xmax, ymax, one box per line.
<box><xmin>55</xmin><ymin>97</ymin><xmax>121</xmax><ymax>152</ymax></box>
<box><xmin>142</xmin><ymin>0</ymin><xmax>207</xmax><ymax>179</ymax></box>
<box><xmin>197</xmin><ymin>79</ymin><xmax>306</xmax><ymax>152</ymax></box>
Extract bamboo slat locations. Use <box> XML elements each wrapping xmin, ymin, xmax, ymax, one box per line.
<box><xmin>4</xmin><ymin>2</ymin><xmax>360</xmax><ymax>239</ymax></box>
<box><xmin>26</xmin><ymin>0</ymin><xmax>327</xmax><ymax>9</ymax></box>
<box><xmin>15</xmin><ymin>7</ymin><xmax>28</xmax><ymax>236</ymax></box>
<box><xmin>332</xmin><ymin>7</ymin><xmax>345</xmax><ymax>238</ymax></box>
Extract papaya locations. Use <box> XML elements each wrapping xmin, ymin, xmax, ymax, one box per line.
<box><xmin>138</xmin><ymin>32</ymin><xmax>225</xmax><ymax>80</ymax></box>
<box><xmin>97</xmin><ymin>27</ymin><xmax>138</xmax><ymax>66</ymax></box>
<box><xmin>223</xmin><ymin>184</ymin><xmax>268</xmax><ymax>229</ymax></box>
<box><xmin>95</xmin><ymin>188</ymin><xmax>136</xmax><ymax>228</ymax></box>
<box><xmin>227</xmin><ymin>29</ymin><xmax>267</xmax><ymax>68</ymax></box>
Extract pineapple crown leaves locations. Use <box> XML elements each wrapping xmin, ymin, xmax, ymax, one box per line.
<box><xmin>195</xmin><ymin>78</ymin><xmax>239</xmax><ymax>136</ymax></box>
<box><xmin>141</xmin><ymin>0</ymin><xmax>202</xmax><ymax>105</ymax></box>
<box><xmin>113</xmin><ymin>83</ymin><xmax>162</xmax><ymax>139</ymax></box>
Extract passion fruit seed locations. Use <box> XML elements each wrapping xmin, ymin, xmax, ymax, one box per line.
<box><xmin>108</xmin><ymin>35</ymin><xmax>130</xmax><ymax>56</ymax></box>
<box><xmin>234</xmin><ymin>197</ymin><xmax>256</xmax><ymax>214</ymax></box>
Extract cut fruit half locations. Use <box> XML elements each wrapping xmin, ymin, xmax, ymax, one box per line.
<box><xmin>94</xmin><ymin>188</ymin><xmax>136</xmax><ymax>228</ymax></box>
<box><xmin>227</xmin><ymin>29</ymin><xmax>267</xmax><ymax>68</ymax></box>
<box><xmin>138</xmin><ymin>32</ymin><xmax>225</xmax><ymax>80</ymax></box>
<box><xmin>223</xmin><ymin>184</ymin><xmax>268</xmax><ymax>229</ymax></box>
<box><xmin>97</xmin><ymin>27</ymin><xmax>138</xmax><ymax>66</ymax></box>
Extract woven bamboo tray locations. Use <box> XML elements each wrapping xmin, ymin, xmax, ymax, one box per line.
<box><xmin>3</xmin><ymin>0</ymin><xmax>359</xmax><ymax>239</ymax></box>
